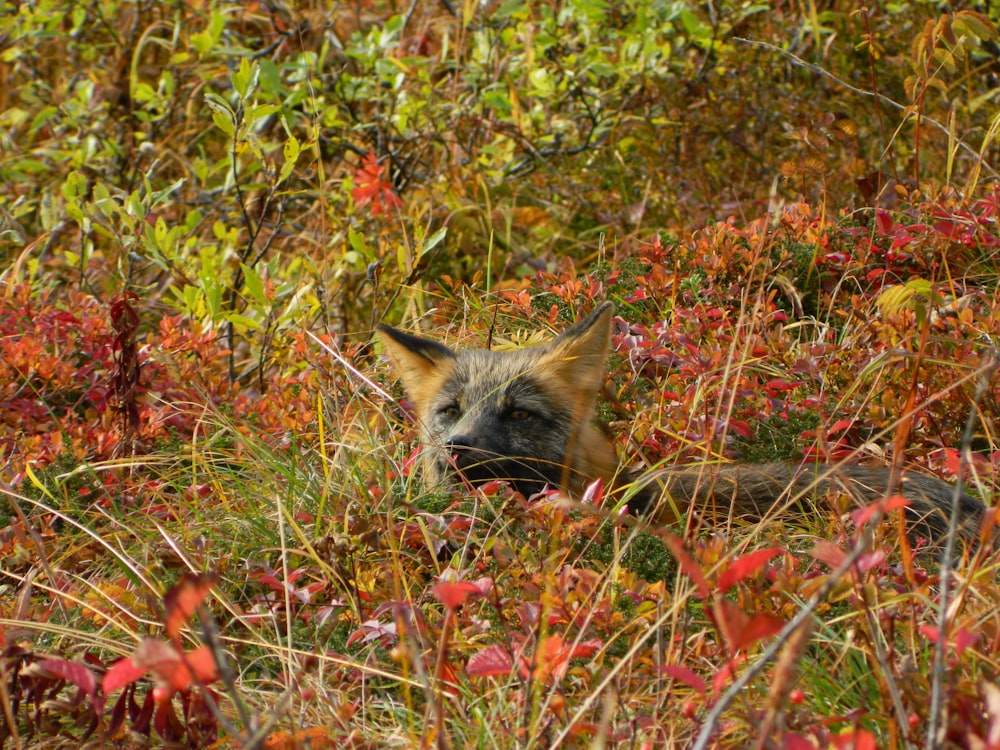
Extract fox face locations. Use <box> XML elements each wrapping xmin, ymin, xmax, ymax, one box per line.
<box><xmin>377</xmin><ymin>303</ymin><xmax>621</xmax><ymax>498</ymax></box>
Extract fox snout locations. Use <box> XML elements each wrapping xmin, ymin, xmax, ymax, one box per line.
<box><xmin>442</xmin><ymin>434</ymin><xmax>494</xmax><ymax>478</ymax></box>
<box><xmin>438</xmin><ymin>432</ymin><xmax>555</xmax><ymax>498</ymax></box>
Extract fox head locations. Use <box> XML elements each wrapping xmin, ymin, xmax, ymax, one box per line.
<box><xmin>377</xmin><ymin>302</ymin><xmax>619</xmax><ymax>497</ymax></box>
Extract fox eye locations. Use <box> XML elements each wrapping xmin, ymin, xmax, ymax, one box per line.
<box><xmin>439</xmin><ymin>404</ymin><xmax>461</xmax><ymax>419</ymax></box>
<box><xmin>508</xmin><ymin>408</ymin><xmax>531</xmax><ymax>420</ymax></box>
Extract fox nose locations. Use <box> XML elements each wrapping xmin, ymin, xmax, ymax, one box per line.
<box><xmin>445</xmin><ymin>435</ymin><xmax>487</xmax><ymax>470</ymax></box>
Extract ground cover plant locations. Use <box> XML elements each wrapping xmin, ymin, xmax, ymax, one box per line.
<box><xmin>3</xmin><ymin>1</ymin><xmax>1000</xmax><ymax>747</ymax></box>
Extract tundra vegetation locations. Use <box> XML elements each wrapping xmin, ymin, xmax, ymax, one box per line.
<box><xmin>3</xmin><ymin>1</ymin><xmax>1000</xmax><ymax>747</ymax></box>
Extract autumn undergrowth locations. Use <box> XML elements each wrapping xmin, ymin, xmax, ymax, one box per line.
<box><xmin>5</xmin><ymin>231</ymin><xmax>1000</xmax><ymax>748</ymax></box>
<box><xmin>6</xmin><ymin>1</ymin><xmax>1000</xmax><ymax>748</ymax></box>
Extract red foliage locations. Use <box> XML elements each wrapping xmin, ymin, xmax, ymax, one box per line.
<box><xmin>431</xmin><ymin>577</ymin><xmax>492</xmax><ymax>611</ymax></box>
<box><xmin>466</xmin><ymin>644</ymin><xmax>513</xmax><ymax>678</ymax></box>
<box><xmin>710</xmin><ymin>599</ymin><xmax>785</xmax><ymax>655</ymax></box>
<box><xmin>717</xmin><ymin>547</ymin><xmax>782</xmax><ymax>592</ymax></box>
<box><xmin>351</xmin><ymin>151</ymin><xmax>403</xmax><ymax>217</ymax></box>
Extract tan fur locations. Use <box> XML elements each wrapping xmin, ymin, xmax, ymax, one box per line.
<box><xmin>379</xmin><ymin>304</ymin><xmax>986</xmax><ymax>546</ymax></box>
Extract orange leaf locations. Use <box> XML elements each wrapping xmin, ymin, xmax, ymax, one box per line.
<box><xmin>264</xmin><ymin>728</ymin><xmax>336</xmax><ymax>750</ymax></box>
<box><xmin>164</xmin><ymin>571</ymin><xmax>217</xmax><ymax>642</ymax></box>
<box><xmin>809</xmin><ymin>540</ymin><xmax>846</xmax><ymax>569</ymax></box>
<box><xmin>534</xmin><ymin>634</ymin><xmax>602</xmax><ymax>684</ymax></box>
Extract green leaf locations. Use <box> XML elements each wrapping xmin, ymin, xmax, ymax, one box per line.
<box><xmin>151</xmin><ymin>178</ymin><xmax>186</xmax><ymax>208</ymax></box>
<box><xmin>420</xmin><ymin>227</ymin><xmax>447</xmax><ymax>257</ymax></box>
<box><xmin>223</xmin><ymin>312</ymin><xmax>262</xmax><ymax>331</ymax></box>
<box><xmin>348</xmin><ymin>229</ymin><xmax>372</xmax><ymax>261</ymax></box>
<box><xmin>954</xmin><ymin>10</ymin><xmax>999</xmax><ymax>43</ymax></box>
<box><xmin>205</xmin><ymin>93</ymin><xmax>236</xmax><ymax>137</ymax></box>
<box><xmin>279</xmin><ymin>135</ymin><xmax>300</xmax><ymax>184</ymax></box>
<box><xmin>154</xmin><ymin>216</ymin><xmax>168</xmax><ymax>249</ymax></box>
<box><xmin>483</xmin><ymin>89</ymin><xmax>513</xmax><ymax>114</ymax></box>
<box><xmin>245</xmin><ymin>104</ymin><xmax>279</xmax><ymax>123</ymax></box>
<box><xmin>211</xmin><ymin>109</ymin><xmax>235</xmax><ymax>137</ymax></box>
<box><xmin>232</xmin><ymin>57</ymin><xmax>253</xmax><ymax>98</ymax></box>
<box><xmin>241</xmin><ymin>262</ymin><xmax>267</xmax><ymax>307</ymax></box>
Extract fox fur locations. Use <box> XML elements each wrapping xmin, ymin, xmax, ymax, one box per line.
<box><xmin>378</xmin><ymin>302</ymin><xmax>986</xmax><ymax>546</ymax></box>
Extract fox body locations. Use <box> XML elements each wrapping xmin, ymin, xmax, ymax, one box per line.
<box><xmin>378</xmin><ymin>303</ymin><xmax>985</xmax><ymax>545</ymax></box>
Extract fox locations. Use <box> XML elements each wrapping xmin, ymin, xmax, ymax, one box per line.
<box><xmin>377</xmin><ymin>302</ymin><xmax>986</xmax><ymax>547</ymax></box>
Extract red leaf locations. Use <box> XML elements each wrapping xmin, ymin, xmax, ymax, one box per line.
<box><xmin>852</xmin><ymin>494</ymin><xmax>910</xmax><ymax>528</ymax></box>
<box><xmin>809</xmin><ymin>540</ymin><xmax>847</xmax><ymax>568</ymax></box>
<box><xmin>933</xmin><ymin>220</ymin><xmax>963</xmax><ymax>240</ymax></box>
<box><xmin>875</xmin><ymin>209</ymin><xmax>894</xmax><ymax>235</ymax></box>
<box><xmin>712</xmin><ymin>599</ymin><xmax>785</xmax><ymax>653</ymax></box>
<box><xmin>432</xmin><ymin>580</ymin><xmax>483</xmax><ymax>611</ymax></box>
<box><xmin>717</xmin><ymin>548</ymin><xmax>782</xmax><ymax>592</ymax></box>
<box><xmin>467</xmin><ymin>644</ymin><xmax>513</xmax><ymax>678</ymax></box>
<box><xmin>133</xmin><ymin>639</ymin><xmax>181</xmax><ymax>677</ymax></box>
<box><xmin>953</xmin><ymin>627</ymin><xmax>981</xmax><ymax>657</ymax></box>
<box><xmin>164</xmin><ymin>572</ymin><xmax>217</xmax><ymax>643</ymax></box>
<box><xmin>920</xmin><ymin>625</ymin><xmax>980</xmax><ymax>657</ymax></box>
<box><xmin>711</xmin><ymin>655</ymin><xmax>744</xmax><ymax>694</ymax></box>
<box><xmin>831</xmin><ymin>729</ymin><xmax>877</xmax><ymax>750</ymax></box>
<box><xmin>346</xmin><ymin>618</ymin><xmax>398</xmax><ymax>647</ymax></box>
<box><xmin>132</xmin><ymin>639</ymin><xmax>219</xmax><ymax>695</ymax></box>
<box><xmin>470</xmin><ymin>577</ymin><xmax>494</xmax><ymax>596</ymax></box>
<box><xmin>580</xmin><ymin>476</ymin><xmax>604</xmax><ymax>505</ymax></box>
<box><xmin>658</xmin><ymin>664</ymin><xmax>706</xmax><ymax>694</ymax></box>
<box><xmin>103</xmin><ymin>655</ymin><xmax>151</xmax><ymax>695</ymax></box>
<box><xmin>763</xmin><ymin>378</ymin><xmax>798</xmax><ymax>393</ymax></box>
<box><xmin>782</xmin><ymin>733</ymin><xmax>817</xmax><ymax>750</ymax></box>
<box><xmin>856</xmin><ymin>550</ymin><xmax>886</xmax><ymax>573</ymax></box>
<box><xmin>662</xmin><ymin>533</ymin><xmax>709</xmax><ymax>599</ymax></box>
<box><xmin>827</xmin><ymin>419</ymin><xmax>854</xmax><ymax>435</ymax></box>
<box><xmin>39</xmin><ymin>658</ymin><xmax>98</xmax><ymax>705</ymax></box>
<box><xmin>566</xmin><ymin>638</ymin><xmax>602</xmax><ymax>660</ymax></box>
<box><xmin>727</xmin><ymin>419</ymin><xmax>754</xmax><ymax>440</ymax></box>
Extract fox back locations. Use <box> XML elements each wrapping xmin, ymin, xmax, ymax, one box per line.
<box><xmin>377</xmin><ymin>303</ymin><xmax>621</xmax><ymax>498</ymax></box>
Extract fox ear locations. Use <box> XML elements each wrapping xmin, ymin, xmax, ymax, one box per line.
<box><xmin>542</xmin><ymin>302</ymin><xmax>614</xmax><ymax>394</ymax></box>
<box><xmin>377</xmin><ymin>324</ymin><xmax>457</xmax><ymax>397</ymax></box>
